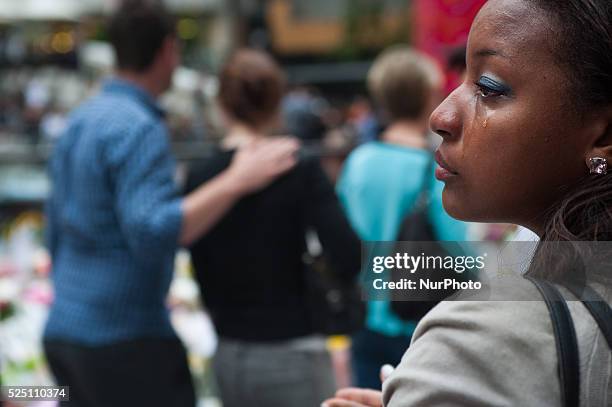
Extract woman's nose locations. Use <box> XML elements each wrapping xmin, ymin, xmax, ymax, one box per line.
<box><xmin>430</xmin><ymin>87</ymin><xmax>464</xmax><ymax>141</ymax></box>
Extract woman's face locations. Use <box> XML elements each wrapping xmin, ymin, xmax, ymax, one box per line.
<box><xmin>430</xmin><ymin>0</ymin><xmax>599</xmax><ymax>232</ymax></box>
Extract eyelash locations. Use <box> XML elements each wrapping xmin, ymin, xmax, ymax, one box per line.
<box><xmin>476</xmin><ymin>83</ymin><xmax>505</xmax><ymax>99</ymax></box>
<box><xmin>474</xmin><ymin>77</ymin><xmax>510</xmax><ymax>100</ymax></box>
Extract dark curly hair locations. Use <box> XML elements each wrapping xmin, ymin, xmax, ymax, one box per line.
<box><xmin>526</xmin><ymin>0</ymin><xmax>612</xmax><ymax>280</ymax></box>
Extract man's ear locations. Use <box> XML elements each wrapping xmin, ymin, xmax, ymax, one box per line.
<box><xmin>585</xmin><ymin>105</ymin><xmax>612</xmax><ymax>169</ymax></box>
<box><xmin>159</xmin><ymin>36</ymin><xmax>175</xmax><ymax>60</ymax></box>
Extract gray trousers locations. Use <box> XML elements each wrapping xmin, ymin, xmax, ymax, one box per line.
<box><xmin>213</xmin><ymin>335</ymin><xmax>336</xmax><ymax>407</ymax></box>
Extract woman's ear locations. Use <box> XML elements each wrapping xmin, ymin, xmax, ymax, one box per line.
<box><xmin>585</xmin><ymin>105</ymin><xmax>612</xmax><ymax>168</ymax></box>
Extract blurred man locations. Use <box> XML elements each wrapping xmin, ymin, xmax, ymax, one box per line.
<box><xmin>43</xmin><ymin>1</ymin><xmax>298</xmax><ymax>406</ymax></box>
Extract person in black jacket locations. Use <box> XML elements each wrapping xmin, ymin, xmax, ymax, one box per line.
<box><xmin>185</xmin><ymin>48</ymin><xmax>361</xmax><ymax>407</ymax></box>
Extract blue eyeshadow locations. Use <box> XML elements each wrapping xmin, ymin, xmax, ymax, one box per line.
<box><xmin>478</xmin><ymin>75</ymin><xmax>512</xmax><ymax>94</ymax></box>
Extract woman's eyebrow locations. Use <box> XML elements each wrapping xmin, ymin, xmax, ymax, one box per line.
<box><xmin>474</xmin><ymin>48</ymin><xmax>509</xmax><ymax>59</ymax></box>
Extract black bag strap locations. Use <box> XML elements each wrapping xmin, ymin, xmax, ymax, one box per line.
<box><xmin>526</xmin><ymin>277</ymin><xmax>580</xmax><ymax>407</ymax></box>
<box><xmin>563</xmin><ymin>281</ymin><xmax>612</xmax><ymax>350</ymax></box>
<box><xmin>395</xmin><ymin>151</ymin><xmax>436</xmax><ymax>243</ymax></box>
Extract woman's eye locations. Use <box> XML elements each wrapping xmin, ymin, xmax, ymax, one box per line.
<box><xmin>475</xmin><ymin>76</ymin><xmax>510</xmax><ymax>99</ymax></box>
<box><xmin>477</xmin><ymin>84</ymin><xmax>503</xmax><ymax>98</ymax></box>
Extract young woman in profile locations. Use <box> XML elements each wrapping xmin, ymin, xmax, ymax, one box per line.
<box><xmin>324</xmin><ymin>0</ymin><xmax>612</xmax><ymax>406</ymax></box>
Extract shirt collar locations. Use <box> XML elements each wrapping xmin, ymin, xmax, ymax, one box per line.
<box><xmin>102</xmin><ymin>78</ymin><xmax>166</xmax><ymax>118</ymax></box>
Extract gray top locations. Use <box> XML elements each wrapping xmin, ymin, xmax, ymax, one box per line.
<box><xmin>383</xmin><ymin>276</ymin><xmax>611</xmax><ymax>407</ymax></box>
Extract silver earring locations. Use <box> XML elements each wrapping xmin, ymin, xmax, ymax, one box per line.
<box><xmin>589</xmin><ymin>157</ymin><xmax>608</xmax><ymax>175</ymax></box>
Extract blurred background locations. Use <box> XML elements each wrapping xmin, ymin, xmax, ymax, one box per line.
<box><xmin>0</xmin><ymin>1</ymin><xmax>517</xmax><ymax>406</ymax></box>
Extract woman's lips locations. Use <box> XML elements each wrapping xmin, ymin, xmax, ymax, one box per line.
<box><xmin>435</xmin><ymin>149</ymin><xmax>459</xmax><ymax>181</ymax></box>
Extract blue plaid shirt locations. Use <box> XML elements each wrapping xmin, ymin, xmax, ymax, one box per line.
<box><xmin>44</xmin><ymin>79</ymin><xmax>183</xmax><ymax>344</ymax></box>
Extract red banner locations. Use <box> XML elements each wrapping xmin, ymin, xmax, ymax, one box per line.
<box><xmin>412</xmin><ymin>0</ymin><xmax>487</xmax><ymax>92</ymax></box>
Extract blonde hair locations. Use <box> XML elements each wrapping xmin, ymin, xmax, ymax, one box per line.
<box><xmin>368</xmin><ymin>46</ymin><xmax>442</xmax><ymax>121</ymax></box>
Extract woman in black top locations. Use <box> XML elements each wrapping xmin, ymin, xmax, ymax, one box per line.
<box><xmin>185</xmin><ymin>49</ymin><xmax>361</xmax><ymax>407</ymax></box>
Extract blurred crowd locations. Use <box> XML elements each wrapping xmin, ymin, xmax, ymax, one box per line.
<box><xmin>5</xmin><ymin>0</ymin><xmax>611</xmax><ymax>406</ymax></box>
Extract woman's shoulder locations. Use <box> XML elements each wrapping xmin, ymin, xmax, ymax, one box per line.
<box><xmin>420</xmin><ymin>276</ymin><xmax>554</xmax><ymax>339</ymax></box>
<box><xmin>384</xmin><ymin>275</ymin><xmax>612</xmax><ymax>406</ymax></box>
<box><xmin>425</xmin><ymin>283</ymin><xmax>549</xmax><ymax>331</ymax></box>
<box><xmin>184</xmin><ymin>148</ymin><xmax>234</xmax><ymax>194</ymax></box>
<box><xmin>384</xmin><ymin>279</ymin><xmax>561</xmax><ymax>406</ymax></box>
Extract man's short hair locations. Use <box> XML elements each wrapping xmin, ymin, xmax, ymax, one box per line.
<box><xmin>368</xmin><ymin>46</ymin><xmax>442</xmax><ymax>121</ymax></box>
<box><xmin>108</xmin><ymin>0</ymin><xmax>176</xmax><ymax>72</ymax></box>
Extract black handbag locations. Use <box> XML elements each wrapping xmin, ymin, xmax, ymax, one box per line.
<box><xmin>303</xmin><ymin>229</ymin><xmax>365</xmax><ymax>335</ymax></box>
<box><xmin>390</xmin><ymin>153</ymin><xmax>468</xmax><ymax>321</ymax></box>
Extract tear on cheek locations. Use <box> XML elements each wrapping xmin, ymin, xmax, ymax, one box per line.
<box><xmin>474</xmin><ymin>101</ymin><xmax>492</xmax><ymax>131</ymax></box>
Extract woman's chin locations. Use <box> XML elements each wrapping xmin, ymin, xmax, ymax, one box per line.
<box><xmin>442</xmin><ymin>190</ymin><xmax>491</xmax><ymax>223</ymax></box>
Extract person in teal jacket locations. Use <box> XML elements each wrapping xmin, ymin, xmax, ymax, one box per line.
<box><xmin>337</xmin><ymin>46</ymin><xmax>468</xmax><ymax>389</ymax></box>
